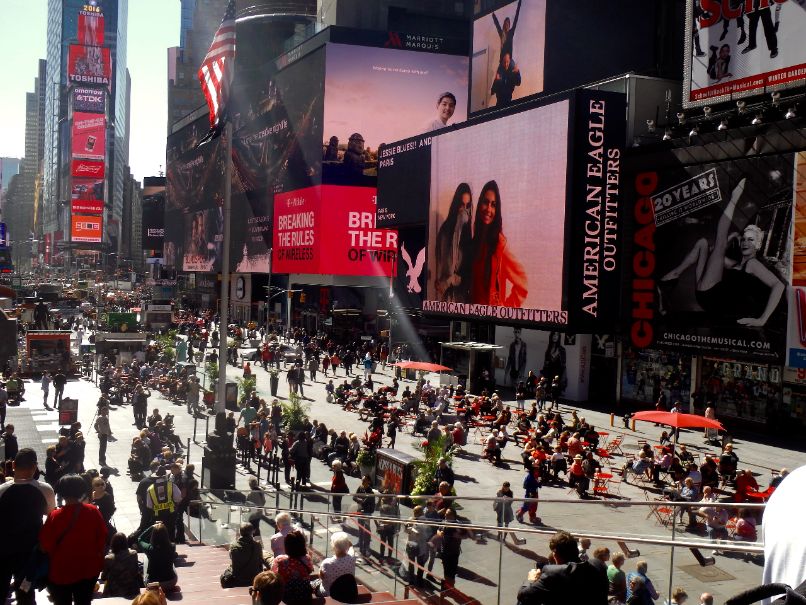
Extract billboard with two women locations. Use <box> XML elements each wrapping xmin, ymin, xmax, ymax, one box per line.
<box><xmin>377</xmin><ymin>89</ymin><xmax>626</xmax><ymax>331</ymax></box>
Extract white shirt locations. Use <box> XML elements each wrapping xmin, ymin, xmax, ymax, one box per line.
<box><xmin>319</xmin><ymin>553</ymin><xmax>356</xmax><ymax>595</ymax></box>
<box><xmin>762</xmin><ymin>465</ymin><xmax>806</xmax><ymax>604</ymax></box>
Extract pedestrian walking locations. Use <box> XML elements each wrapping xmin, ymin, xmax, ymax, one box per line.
<box><xmin>53</xmin><ymin>370</ymin><xmax>67</xmax><ymax>406</ymax></box>
<box><xmin>42</xmin><ymin>371</ymin><xmax>52</xmax><ymax>409</ymax></box>
<box><xmin>308</xmin><ymin>356</ymin><xmax>318</xmax><ymax>382</ymax></box>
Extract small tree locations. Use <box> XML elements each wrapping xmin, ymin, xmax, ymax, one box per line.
<box><xmin>235</xmin><ymin>375</ymin><xmax>257</xmax><ymax>406</ymax></box>
<box><xmin>410</xmin><ymin>434</ymin><xmax>452</xmax><ymax>497</ymax></box>
<box><xmin>204</xmin><ymin>361</ymin><xmax>218</xmax><ymax>390</ymax></box>
<box><xmin>282</xmin><ymin>392</ymin><xmax>310</xmax><ymax>431</ymax></box>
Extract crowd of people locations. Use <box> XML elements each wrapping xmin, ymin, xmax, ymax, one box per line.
<box><xmin>0</xmin><ymin>301</ymin><xmax>798</xmax><ymax>605</ymax></box>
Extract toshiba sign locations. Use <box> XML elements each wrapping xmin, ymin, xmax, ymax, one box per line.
<box><xmin>71</xmin><ymin>159</ymin><xmax>105</xmax><ymax>178</ymax></box>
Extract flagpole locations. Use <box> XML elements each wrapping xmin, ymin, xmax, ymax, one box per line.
<box><xmin>216</xmin><ymin>120</ymin><xmax>233</xmax><ymax>414</ymax></box>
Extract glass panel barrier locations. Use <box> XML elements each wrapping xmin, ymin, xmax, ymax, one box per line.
<box><xmin>188</xmin><ymin>488</ymin><xmax>765</xmax><ymax>605</ymax></box>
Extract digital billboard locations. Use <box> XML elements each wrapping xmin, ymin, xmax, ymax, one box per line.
<box><xmin>142</xmin><ymin>194</ymin><xmax>166</xmax><ymax>251</ymax></box>
<box><xmin>426</xmin><ymin>102</ymin><xmax>567</xmax><ymax>319</ymax></box>
<box><xmin>71</xmin><ymin>199</ymin><xmax>103</xmax><ymax>214</ymax></box>
<box><xmin>71</xmin><ymin>214</ymin><xmax>102</xmax><ymax>243</ymax></box>
<box><xmin>78</xmin><ymin>11</ymin><xmax>104</xmax><ymax>46</ymax></box>
<box><xmin>166</xmin><ymin>115</ymin><xmax>225</xmax><ymax>212</ymax></box>
<box><xmin>182</xmin><ymin>208</ymin><xmax>224</xmax><ymax>272</ymax></box>
<box><xmin>273</xmin><ymin>185</ymin><xmax>397</xmax><ymax>277</ymax></box>
<box><xmin>627</xmin><ymin>150</ymin><xmax>794</xmax><ymax>363</ymax></box>
<box><xmin>685</xmin><ymin>0</ymin><xmax>806</xmax><ymax>106</ymax></box>
<box><xmin>323</xmin><ymin>43</ymin><xmax>469</xmax><ymax>186</ymax></box>
<box><xmin>72</xmin><ymin>177</ymin><xmax>104</xmax><ymax>208</ymax></box>
<box><xmin>72</xmin><ymin>112</ymin><xmax>105</xmax><ymax>161</ymax></box>
<box><xmin>68</xmin><ymin>45</ymin><xmax>112</xmax><ymax>88</ymax></box>
<box><xmin>231</xmin><ymin>47</ymin><xmax>325</xmax><ymax>195</ymax></box>
<box><xmin>72</xmin><ymin>87</ymin><xmax>105</xmax><ymax>113</ymax></box>
<box><xmin>786</xmin><ymin>151</ymin><xmax>806</xmax><ymax>367</ymax></box>
<box><xmin>72</xmin><ymin>159</ymin><xmax>105</xmax><ymax>179</ymax></box>
<box><xmin>470</xmin><ymin>0</ymin><xmax>546</xmax><ymax>113</ymax></box>
<box><xmin>377</xmin><ymin>90</ymin><xmax>626</xmax><ymax>330</ymax></box>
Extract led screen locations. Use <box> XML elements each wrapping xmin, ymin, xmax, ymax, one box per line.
<box><xmin>323</xmin><ymin>43</ymin><xmax>469</xmax><ymax>186</ymax></box>
<box><xmin>685</xmin><ymin>0</ymin><xmax>806</xmax><ymax>106</ymax></box>
<box><xmin>470</xmin><ymin>0</ymin><xmax>546</xmax><ymax>113</ymax></box>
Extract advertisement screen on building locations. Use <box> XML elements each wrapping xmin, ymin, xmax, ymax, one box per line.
<box><xmin>71</xmin><ymin>199</ymin><xmax>103</xmax><ymax>215</ymax></box>
<box><xmin>377</xmin><ymin>90</ymin><xmax>625</xmax><ymax>330</ymax></box>
<box><xmin>323</xmin><ymin>43</ymin><xmax>468</xmax><ymax>186</ymax></box>
<box><xmin>142</xmin><ymin>194</ymin><xmax>166</xmax><ymax>251</ymax></box>
<box><xmin>71</xmin><ymin>214</ymin><xmax>102</xmax><ymax>243</ymax></box>
<box><xmin>231</xmin><ymin>47</ymin><xmax>325</xmax><ymax>196</ymax></box>
<box><xmin>470</xmin><ymin>0</ymin><xmax>546</xmax><ymax>114</ymax></box>
<box><xmin>72</xmin><ymin>87</ymin><xmax>105</xmax><ymax>113</ymax></box>
<box><xmin>78</xmin><ymin>11</ymin><xmax>104</xmax><ymax>46</ymax></box>
<box><xmin>68</xmin><ymin>45</ymin><xmax>112</xmax><ymax>88</ymax></box>
<box><xmin>273</xmin><ymin>185</ymin><xmax>397</xmax><ymax>277</ymax></box>
<box><xmin>72</xmin><ymin>112</ymin><xmax>105</xmax><ymax>161</ymax></box>
<box><xmin>684</xmin><ymin>0</ymin><xmax>806</xmax><ymax>106</ymax></box>
<box><xmin>786</xmin><ymin>151</ymin><xmax>806</xmax><ymax>367</ymax></box>
<box><xmin>72</xmin><ymin>177</ymin><xmax>104</xmax><ymax>206</ymax></box>
<box><xmin>166</xmin><ymin>115</ymin><xmax>224</xmax><ymax>212</ymax></box>
<box><xmin>627</xmin><ymin>149</ymin><xmax>795</xmax><ymax>364</ymax></box>
<box><xmin>182</xmin><ymin>208</ymin><xmax>223</xmax><ymax>272</ymax></box>
<box><xmin>72</xmin><ymin>158</ymin><xmax>105</xmax><ymax>179</ymax></box>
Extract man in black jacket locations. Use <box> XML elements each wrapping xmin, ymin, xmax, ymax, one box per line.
<box><xmin>517</xmin><ymin>531</ymin><xmax>608</xmax><ymax>605</ymax></box>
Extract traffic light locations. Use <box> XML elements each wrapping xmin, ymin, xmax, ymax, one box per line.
<box><xmin>299</xmin><ymin>292</ymin><xmax>306</xmax><ymax>303</ymax></box>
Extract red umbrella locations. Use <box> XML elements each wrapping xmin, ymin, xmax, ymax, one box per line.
<box><xmin>631</xmin><ymin>410</ymin><xmax>724</xmax><ymax>431</ymax></box>
<box><xmin>392</xmin><ymin>361</ymin><xmax>453</xmax><ymax>372</ymax></box>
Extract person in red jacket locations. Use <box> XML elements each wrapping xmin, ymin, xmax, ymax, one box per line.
<box><xmin>40</xmin><ymin>474</ymin><xmax>108</xmax><ymax>605</ymax></box>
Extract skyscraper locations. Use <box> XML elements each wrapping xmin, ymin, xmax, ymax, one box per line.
<box><xmin>43</xmin><ymin>0</ymin><xmax>128</xmax><ymax>265</ymax></box>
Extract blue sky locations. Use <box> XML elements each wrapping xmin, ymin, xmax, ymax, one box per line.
<box><xmin>0</xmin><ymin>0</ymin><xmax>180</xmax><ymax>180</ymax></box>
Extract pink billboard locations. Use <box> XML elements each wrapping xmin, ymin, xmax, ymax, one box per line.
<box><xmin>72</xmin><ymin>112</ymin><xmax>105</xmax><ymax>161</ymax></box>
<box><xmin>273</xmin><ymin>185</ymin><xmax>396</xmax><ymax>276</ymax></box>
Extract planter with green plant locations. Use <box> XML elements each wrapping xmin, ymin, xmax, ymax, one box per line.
<box><xmin>282</xmin><ymin>392</ymin><xmax>310</xmax><ymax>432</ymax></box>
<box><xmin>235</xmin><ymin>375</ymin><xmax>257</xmax><ymax>406</ymax></box>
<box><xmin>356</xmin><ymin>447</ymin><xmax>377</xmax><ymax>478</ymax></box>
<box><xmin>410</xmin><ymin>434</ymin><xmax>451</xmax><ymax>499</ymax></box>
<box><xmin>268</xmin><ymin>367</ymin><xmax>279</xmax><ymax>396</ymax></box>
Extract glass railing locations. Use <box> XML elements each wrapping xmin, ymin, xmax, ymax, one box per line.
<box><xmin>186</xmin><ymin>486</ymin><xmax>765</xmax><ymax>605</ymax></box>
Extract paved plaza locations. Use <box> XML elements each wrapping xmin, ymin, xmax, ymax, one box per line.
<box><xmin>7</xmin><ymin>349</ymin><xmax>806</xmax><ymax>604</ymax></box>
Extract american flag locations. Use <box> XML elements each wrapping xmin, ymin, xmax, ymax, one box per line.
<box><xmin>198</xmin><ymin>0</ymin><xmax>236</xmax><ymax>133</ymax></box>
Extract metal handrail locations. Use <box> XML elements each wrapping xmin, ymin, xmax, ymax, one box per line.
<box><xmin>195</xmin><ymin>487</ymin><xmax>768</xmax><ymax>509</ymax></box>
<box><xmin>187</xmin><ymin>498</ymin><xmax>764</xmax><ymax>554</ymax></box>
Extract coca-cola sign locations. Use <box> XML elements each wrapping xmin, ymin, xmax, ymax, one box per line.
<box><xmin>71</xmin><ymin>159</ymin><xmax>105</xmax><ymax>178</ymax></box>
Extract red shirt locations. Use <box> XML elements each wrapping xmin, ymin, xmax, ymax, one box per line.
<box><xmin>40</xmin><ymin>503</ymin><xmax>108</xmax><ymax>584</ymax></box>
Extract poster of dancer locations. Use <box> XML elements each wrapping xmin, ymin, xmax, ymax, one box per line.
<box><xmin>628</xmin><ymin>152</ymin><xmax>795</xmax><ymax>362</ymax></box>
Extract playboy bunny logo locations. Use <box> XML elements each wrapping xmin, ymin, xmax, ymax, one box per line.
<box><xmin>400</xmin><ymin>242</ymin><xmax>426</xmax><ymax>293</ymax></box>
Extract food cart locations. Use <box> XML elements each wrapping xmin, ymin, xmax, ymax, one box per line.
<box><xmin>25</xmin><ymin>330</ymin><xmax>73</xmax><ymax>374</ymax></box>
<box><xmin>94</xmin><ymin>332</ymin><xmax>148</xmax><ymax>366</ymax></box>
